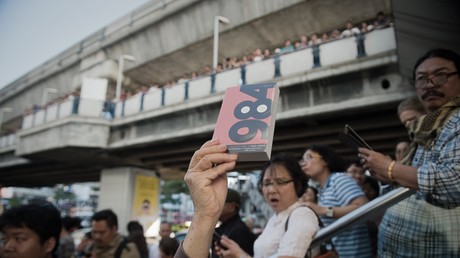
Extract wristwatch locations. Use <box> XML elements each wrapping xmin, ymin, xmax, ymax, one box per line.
<box><xmin>326</xmin><ymin>207</ymin><xmax>334</xmax><ymax>217</ymax></box>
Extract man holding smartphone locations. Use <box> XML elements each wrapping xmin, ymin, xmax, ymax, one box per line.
<box><xmin>359</xmin><ymin>48</ymin><xmax>460</xmax><ymax>257</ymax></box>
<box><xmin>212</xmin><ymin>189</ymin><xmax>256</xmax><ymax>258</ymax></box>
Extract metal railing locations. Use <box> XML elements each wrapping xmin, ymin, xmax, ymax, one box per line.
<box><xmin>16</xmin><ymin>27</ymin><xmax>397</xmax><ymax>132</ymax></box>
<box><xmin>309</xmin><ymin>187</ymin><xmax>416</xmax><ymax>249</ymax></box>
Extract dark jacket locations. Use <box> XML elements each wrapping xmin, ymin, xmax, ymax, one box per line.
<box><xmin>212</xmin><ymin>214</ymin><xmax>256</xmax><ymax>258</ymax></box>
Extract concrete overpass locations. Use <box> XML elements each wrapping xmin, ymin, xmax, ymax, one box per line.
<box><xmin>0</xmin><ymin>0</ymin><xmax>459</xmax><ymax>188</ymax></box>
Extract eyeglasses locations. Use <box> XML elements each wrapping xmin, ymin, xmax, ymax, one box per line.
<box><xmin>412</xmin><ymin>71</ymin><xmax>458</xmax><ymax>89</ymax></box>
<box><xmin>259</xmin><ymin>178</ymin><xmax>293</xmax><ymax>189</ymax></box>
<box><xmin>298</xmin><ymin>154</ymin><xmax>322</xmax><ymax>165</ymax></box>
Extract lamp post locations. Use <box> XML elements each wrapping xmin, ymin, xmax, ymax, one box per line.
<box><xmin>115</xmin><ymin>55</ymin><xmax>136</xmax><ymax>101</ymax></box>
<box><xmin>0</xmin><ymin>107</ymin><xmax>12</xmax><ymax>134</ymax></box>
<box><xmin>213</xmin><ymin>15</ymin><xmax>230</xmax><ymax>73</ymax></box>
<box><xmin>41</xmin><ymin>88</ymin><xmax>58</xmax><ymax>106</ymax></box>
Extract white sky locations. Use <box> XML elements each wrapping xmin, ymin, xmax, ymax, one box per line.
<box><xmin>0</xmin><ymin>0</ymin><xmax>151</xmax><ymax>89</ymax></box>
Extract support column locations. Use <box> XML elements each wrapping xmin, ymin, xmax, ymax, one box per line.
<box><xmin>98</xmin><ymin>167</ymin><xmax>160</xmax><ymax>235</ymax></box>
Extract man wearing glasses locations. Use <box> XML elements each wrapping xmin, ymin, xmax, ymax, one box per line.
<box><xmin>359</xmin><ymin>48</ymin><xmax>460</xmax><ymax>257</ymax></box>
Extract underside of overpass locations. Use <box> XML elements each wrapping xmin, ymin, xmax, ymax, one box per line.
<box><xmin>1</xmin><ymin>96</ymin><xmax>405</xmax><ymax>187</ymax></box>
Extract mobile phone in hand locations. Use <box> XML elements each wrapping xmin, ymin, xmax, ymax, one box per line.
<box><xmin>213</xmin><ymin>231</ymin><xmax>227</xmax><ymax>250</ymax></box>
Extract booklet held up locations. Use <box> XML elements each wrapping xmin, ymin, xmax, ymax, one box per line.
<box><xmin>213</xmin><ymin>83</ymin><xmax>280</xmax><ymax>161</ymax></box>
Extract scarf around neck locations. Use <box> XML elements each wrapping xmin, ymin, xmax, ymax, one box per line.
<box><xmin>400</xmin><ymin>96</ymin><xmax>460</xmax><ymax>165</ymax></box>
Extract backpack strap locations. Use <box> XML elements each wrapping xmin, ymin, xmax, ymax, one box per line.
<box><xmin>114</xmin><ymin>237</ymin><xmax>131</xmax><ymax>258</ymax></box>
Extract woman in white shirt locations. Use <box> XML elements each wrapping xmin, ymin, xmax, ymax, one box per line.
<box><xmin>216</xmin><ymin>153</ymin><xmax>319</xmax><ymax>258</ymax></box>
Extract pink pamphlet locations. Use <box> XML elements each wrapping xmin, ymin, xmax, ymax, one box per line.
<box><xmin>213</xmin><ymin>82</ymin><xmax>279</xmax><ymax>161</ymax></box>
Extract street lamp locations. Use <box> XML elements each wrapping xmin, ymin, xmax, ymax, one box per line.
<box><xmin>213</xmin><ymin>15</ymin><xmax>230</xmax><ymax>73</ymax></box>
<box><xmin>41</xmin><ymin>88</ymin><xmax>58</xmax><ymax>106</ymax></box>
<box><xmin>115</xmin><ymin>55</ymin><xmax>136</xmax><ymax>101</ymax></box>
<box><xmin>0</xmin><ymin>107</ymin><xmax>12</xmax><ymax>133</ymax></box>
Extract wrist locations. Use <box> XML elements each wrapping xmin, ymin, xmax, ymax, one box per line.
<box><xmin>325</xmin><ymin>206</ymin><xmax>334</xmax><ymax>217</ymax></box>
<box><xmin>387</xmin><ymin>160</ymin><xmax>396</xmax><ymax>182</ymax></box>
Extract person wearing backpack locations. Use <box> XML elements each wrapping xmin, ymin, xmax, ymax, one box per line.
<box><xmin>91</xmin><ymin>209</ymin><xmax>141</xmax><ymax>258</ymax></box>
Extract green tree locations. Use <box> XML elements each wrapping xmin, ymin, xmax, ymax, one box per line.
<box><xmin>54</xmin><ymin>185</ymin><xmax>76</xmax><ymax>204</ymax></box>
<box><xmin>161</xmin><ymin>179</ymin><xmax>189</xmax><ymax>204</ymax></box>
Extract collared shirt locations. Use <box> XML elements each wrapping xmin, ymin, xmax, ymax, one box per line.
<box><xmin>253</xmin><ymin>201</ymin><xmax>319</xmax><ymax>258</ymax></box>
<box><xmin>319</xmin><ymin>173</ymin><xmax>372</xmax><ymax>258</ymax></box>
<box><xmin>378</xmin><ymin>110</ymin><xmax>460</xmax><ymax>257</ymax></box>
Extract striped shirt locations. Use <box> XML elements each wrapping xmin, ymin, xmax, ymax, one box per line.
<box><xmin>378</xmin><ymin>110</ymin><xmax>460</xmax><ymax>257</ymax></box>
<box><xmin>319</xmin><ymin>173</ymin><xmax>372</xmax><ymax>258</ymax></box>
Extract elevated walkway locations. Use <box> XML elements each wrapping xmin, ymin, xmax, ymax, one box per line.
<box><xmin>0</xmin><ymin>27</ymin><xmax>410</xmax><ymax>187</ymax></box>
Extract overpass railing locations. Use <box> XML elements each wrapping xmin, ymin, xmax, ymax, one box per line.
<box><xmin>114</xmin><ymin>26</ymin><xmax>396</xmax><ymax>117</ymax></box>
<box><xmin>0</xmin><ymin>134</ymin><xmax>16</xmax><ymax>149</ymax></box>
<box><xmin>21</xmin><ymin>97</ymin><xmax>110</xmax><ymax>130</ymax></box>
<box><xmin>20</xmin><ymin>27</ymin><xmax>396</xmax><ymax>131</ymax></box>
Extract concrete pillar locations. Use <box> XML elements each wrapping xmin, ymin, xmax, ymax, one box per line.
<box><xmin>98</xmin><ymin>167</ymin><xmax>160</xmax><ymax>235</ymax></box>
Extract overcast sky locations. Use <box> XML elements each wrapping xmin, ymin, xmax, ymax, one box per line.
<box><xmin>0</xmin><ymin>0</ymin><xmax>151</xmax><ymax>89</ymax></box>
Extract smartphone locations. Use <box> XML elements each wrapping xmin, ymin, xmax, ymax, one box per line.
<box><xmin>213</xmin><ymin>231</ymin><xmax>222</xmax><ymax>241</ymax></box>
<box><xmin>213</xmin><ymin>231</ymin><xmax>227</xmax><ymax>250</ymax></box>
<box><xmin>338</xmin><ymin>124</ymin><xmax>372</xmax><ymax>152</ymax></box>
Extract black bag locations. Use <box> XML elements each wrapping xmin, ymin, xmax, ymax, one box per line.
<box><xmin>285</xmin><ymin>205</ymin><xmax>339</xmax><ymax>258</ymax></box>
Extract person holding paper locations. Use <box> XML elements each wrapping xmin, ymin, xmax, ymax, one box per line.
<box><xmin>358</xmin><ymin>48</ymin><xmax>460</xmax><ymax>257</ymax></box>
<box><xmin>174</xmin><ymin>139</ymin><xmax>238</xmax><ymax>258</ymax></box>
<box><xmin>174</xmin><ymin>139</ymin><xmax>319</xmax><ymax>258</ymax></box>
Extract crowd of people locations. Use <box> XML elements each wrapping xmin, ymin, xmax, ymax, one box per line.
<box><xmin>3</xmin><ymin>8</ymin><xmax>459</xmax><ymax>258</ymax></box>
<box><xmin>0</xmin><ymin>203</ymin><xmax>180</xmax><ymax>258</ymax></box>
<box><xmin>4</xmin><ymin>47</ymin><xmax>459</xmax><ymax>258</ymax></box>
<box><xmin>176</xmin><ymin>47</ymin><xmax>460</xmax><ymax>258</ymax></box>
<box><xmin>19</xmin><ymin>11</ymin><xmax>392</xmax><ymax>117</ymax></box>
<box><xmin>151</xmin><ymin>11</ymin><xmax>392</xmax><ymax>89</ymax></box>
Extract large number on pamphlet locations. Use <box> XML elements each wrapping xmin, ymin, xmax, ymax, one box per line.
<box><xmin>229</xmin><ymin>84</ymin><xmax>274</xmax><ymax>143</ymax></box>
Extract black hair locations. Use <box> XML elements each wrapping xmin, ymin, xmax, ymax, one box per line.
<box><xmin>304</xmin><ymin>144</ymin><xmax>346</xmax><ymax>173</ymax></box>
<box><xmin>258</xmin><ymin>152</ymin><xmax>310</xmax><ymax>197</ymax></box>
<box><xmin>161</xmin><ymin>221</ymin><xmax>172</xmax><ymax>227</ymax></box>
<box><xmin>412</xmin><ymin>48</ymin><xmax>460</xmax><ymax>81</ymax></box>
<box><xmin>127</xmin><ymin>220</ymin><xmax>144</xmax><ymax>234</ymax></box>
<box><xmin>347</xmin><ymin>158</ymin><xmax>363</xmax><ymax>169</ymax></box>
<box><xmin>306</xmin><ymin>186</ymin><xmax>319</xmax><ymax>203</ymax></box>
<box><xmin>126</xmin><ymin>222</ymin><xmax>149</xmax><ymax>257</ymax></box>
<box><xmin>0</xmin><ymin>201</ymin><xmax>61</xmax><ymax>255</ymax></box>
<box><xmin>91</xmin><ymin>209</ymin><xmax>118</xmax><ymax>228</ymax></box>
<box><xmin>159</xmin><ymin>237</ymin><xmax>180</xmax><ymax>256</ymax></box>
<box><xmin>62</xmin><ymin>216</ymin><xmax>81</xmax><ymax>232</ymax></box>
<box><xmin>363</xmin><ymin>176</ymin><xmax>380</xmax><ymax>200</ymax></box>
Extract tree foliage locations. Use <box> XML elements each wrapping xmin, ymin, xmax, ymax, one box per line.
<box><xmin>160</xmin><ymin>179</ymin><xmax>189</xmax><ymax>203</ymax></box>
